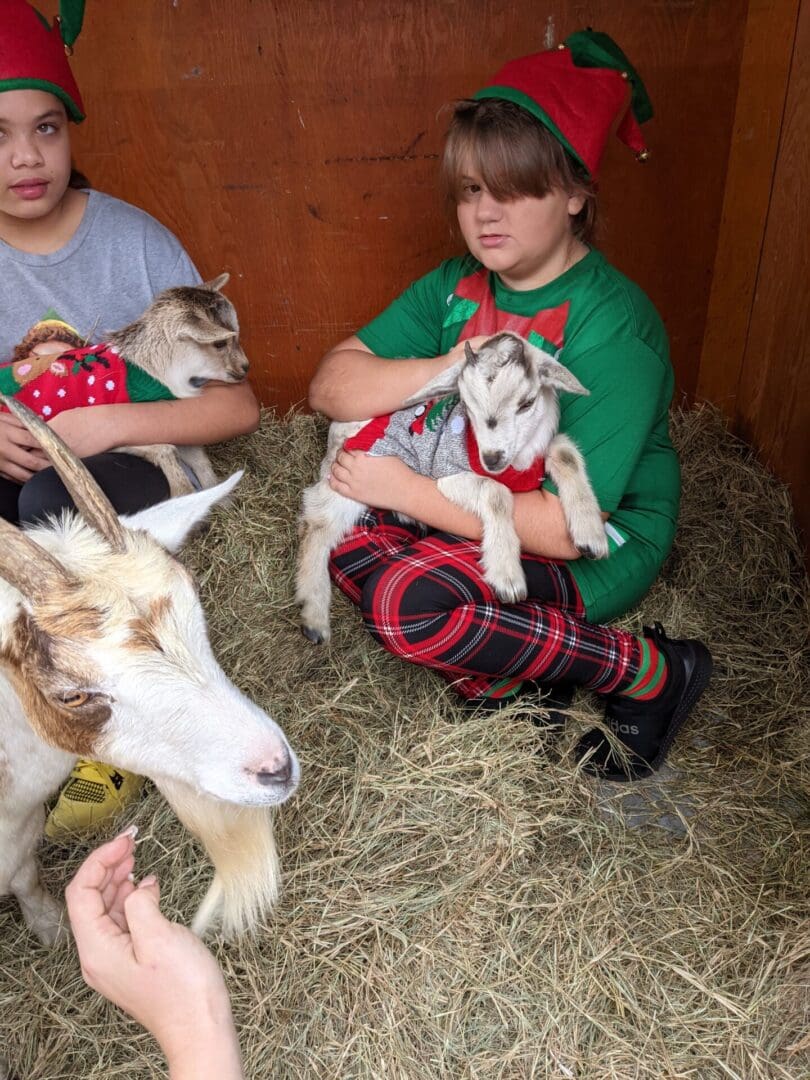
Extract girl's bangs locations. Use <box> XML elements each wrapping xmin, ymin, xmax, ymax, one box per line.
<box><xmin>443</xmin><ymin>116</ymin><xmax>558</xmax><ymax>203</ymax></box>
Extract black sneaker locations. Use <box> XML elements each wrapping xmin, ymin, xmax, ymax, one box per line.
<box><xmin>576</xmin><ymin>623</ymin><xmax>713</xmax><ymax>782</ymax></box>
<box><xmin>463</xmin><ymin>680</ymin><xmax>574</xmax><ymax>731</ymax></box>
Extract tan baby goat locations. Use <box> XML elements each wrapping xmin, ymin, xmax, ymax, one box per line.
<box><xmin>3</xmin><ymin>273</ymin><xmax>249</xmax><ymax>496</ymax></box>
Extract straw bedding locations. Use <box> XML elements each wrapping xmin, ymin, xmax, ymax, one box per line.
<box><xmin>0</xmin><ymin>404</ymin><xmax>807</xmax><ymax>1079</ymax></box>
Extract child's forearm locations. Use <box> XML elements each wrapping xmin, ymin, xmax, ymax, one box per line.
<box><xmin>309</xmin><ymin>349</ymin><xmax>451</xmax><ymax>421</ymax></box>
<box><xmin>166</xmin><ymin>1035</ymin><xmax>244</xmax><ymax>1080</ymax></box>
<box><xmin>165</xmin><ymin>1017</ymin><xmax>244</xmax><ymax>1080</ymax></box>
<box><xmin>105</xmin><ymin>382</ymin><xmax>260</xmax><ymax>447</ymax></box>
<box><xmin>396</xmin><ymin>474</ymin><xmax>581</xmax><ymax>561</ymax></box>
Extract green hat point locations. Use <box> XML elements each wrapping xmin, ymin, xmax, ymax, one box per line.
<box><xmin>57</xmin><ymin>0</ymin><xmax>85</xmax><ymax>51</ymax></box>
<box><xmin>564</xmin><ymin>28</ymin><xmax>653</xmax><ymax>125</ymax></box>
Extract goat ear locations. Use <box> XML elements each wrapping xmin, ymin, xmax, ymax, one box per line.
<box><xmin>400</xmin><ymin>359</ymin><xmax>465</xmax><ymax>408</ymax></box>
<box><xmin>180</xmin><ymin>318</ymin><xmax>237</xmax><ymax>346</ymax></box>
<box><xmin>536</xmin><ymin>357</ymin><xmax>589</xmax><ymax>397</ymax></box>
<box><xmin>203</xmin><ymin>272</ymin><xmax>230</xmax><ymax>292</ymax></box>
<box><xmin>121</xmin><ymin>471</ymin><xmax>244</xmax><ymax>553</ymax></box>
<box><xmin>523</xmin><ymin>341</ymin><xmax>589</xmax><ymax>397</ymax></box>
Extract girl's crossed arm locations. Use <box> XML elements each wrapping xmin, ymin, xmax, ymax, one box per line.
<box><xmin>309</xmin><ymin>334</ymin><xmax>489</xmax><ymax>421</ymax></box>
<box><xmin>46</xmin><ymin>381</ymin><xmax>260</xmax><ymax>458</ymax></box>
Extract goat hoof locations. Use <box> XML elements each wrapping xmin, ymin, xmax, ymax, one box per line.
<box><xmin>301</xmin><ymin>625</ymin><xmax>327</xmax><ymax>645</ymax></box>
<box><xmin>491</xmin><ymin>578</ymin><xmax>528</xmax><ymax>603</ymax></box>
<box><xmin>27</xmin><ymin>902</ymin><xmax>69</xmax><ymax>948</ymax></box>
<box><xmin>577</xmin><ymin>539</ymin><xmax>609</xmax><ymax>560</ymax></box>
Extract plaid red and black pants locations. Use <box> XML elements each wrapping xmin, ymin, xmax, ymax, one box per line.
<box><xmin>329</xmin><ymin>511</ymin><xmax>645</xmax><ymax>702</ymax></box>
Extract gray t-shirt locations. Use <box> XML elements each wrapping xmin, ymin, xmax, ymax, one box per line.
<box><xmin>0</xmin><ymin>189</ymin><xmax>200</xmax><ymax>361</ymax></box>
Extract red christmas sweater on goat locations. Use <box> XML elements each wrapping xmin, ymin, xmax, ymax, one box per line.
<box><xmin>0</xmin><ymin>342</ymin><xmax>174</xmax><ymax>418</ymax></box>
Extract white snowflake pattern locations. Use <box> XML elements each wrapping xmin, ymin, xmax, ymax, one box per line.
<box><xmin>32</xmin><ymin>389</ymin><xmax>40</xmax><ymax>398</ymax></box>
<box><xmin>88</xmin><ymin>396</ymin><xmax>96</xmax><ymax>404</ymax></box>
<box><xmin>87</xmin><ymin>375</ymin><xmax>95</xmax><ymax>385</ymax></box>
<box><xmin>42</xmin><ymin>405</ymin><xmax>52</xmax><ymax>417</ymax></box>
<box><xmin>57</xmin><ymin>388</ymin><xmax>67</xmax><ymax>397</ymax></box>
<box><xmin>105</xmin><ymin>379</ymin><xmax>115</xmax><ymax>391</ymax></box>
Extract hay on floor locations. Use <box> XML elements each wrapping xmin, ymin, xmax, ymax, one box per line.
<box><xmin>0</xmin><ymin>404</ymin><xmax>808</xmax><ymax>1079</ymax></box>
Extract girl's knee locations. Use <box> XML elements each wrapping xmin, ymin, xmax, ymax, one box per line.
<box><xmin>359</xmin><ymin>560</ymin><xmax>442</xmax><ymax>657</ymax></box>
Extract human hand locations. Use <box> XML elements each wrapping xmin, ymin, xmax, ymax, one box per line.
<box><xmin>47</xmin><ymin>405</ymin><xmax>118</xmax><ymax>458</ymax></box>
<box><xmin>0</xmin><ymin>411</ymin><xmax>48</xmax><ymax>482</ymax></box>
<box><xmin>65</xmin><ymin>830</ymin><xmax>243</xmax><ymax>1080</ymax></box>
<box><xmin>330</xmin><ymin>449</ymin><xmax>420</xmax><ymax>513</ymax></box>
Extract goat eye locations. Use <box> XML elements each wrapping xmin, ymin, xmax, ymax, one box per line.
<box><xmin>58</xmin><ymin>691</ymin><xmax>89</xmax><ymax>708</ymax></box>
<box><xmin>517</xmin><ymin>397</ymin><xmax>536</xmax><ymax>413</ymax></box>
<box><xmin>212</xmin><ymin>340</ymin><xmax>229</xmax><ymax>350</ymax></box>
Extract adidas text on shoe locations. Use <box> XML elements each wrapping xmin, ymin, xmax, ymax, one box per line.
<box><xmin>577</xmin><ymin>623</ymin><xmax>713</xmax><ymax>783</ymax></box>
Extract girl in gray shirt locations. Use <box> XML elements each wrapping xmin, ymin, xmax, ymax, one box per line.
<box><xmin>0</xmin><ymin>0</ymin><xmax>259</xmax><ymax>840</ymax></box>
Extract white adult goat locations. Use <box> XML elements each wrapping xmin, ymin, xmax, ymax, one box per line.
<box><xmin>297</xmin><ymin>331</ymin><xmax>608</xmax><ymax>643</ymax></box>
<box><xmin>0</xmin><ymin>397</ymin><xmax>299</xmax><ymax>946</ymax></box>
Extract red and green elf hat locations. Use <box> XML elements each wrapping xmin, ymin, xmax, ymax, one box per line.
<box><xmin>0</xmin><ymin>0</ymin><xmax>86</xmax><ymax>122</ymax></box>
<box><xmin>473</xmin><ymin>29</ymin><xmax>653</xmax><ymax>180</ymax></box>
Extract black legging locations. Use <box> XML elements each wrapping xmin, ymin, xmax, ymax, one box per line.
<box><xmin>0</xmin><ymin>452</ymin><xmax>170</xmax><ymax>526</ymax></box>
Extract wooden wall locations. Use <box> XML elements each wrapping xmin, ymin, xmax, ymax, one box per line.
<box><xmin>67</xmin><ymin>1</ymin><xmax>746</xmax><ymax>406</ymax></box>
<box><xmin>698</xmin><ymin>0</ymin><xmax>808</xmax><ymax>550</ymax></box>
<box><xmin>62</xmin><ymin>1</ymin><xmax>807</xmax><ymax>544</ymax></box>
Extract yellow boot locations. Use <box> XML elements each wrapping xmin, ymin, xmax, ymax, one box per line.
<box><xmin>45</xmin><ymin>760</ymin><xmax>144</xmax><ymax>840</ymax></box>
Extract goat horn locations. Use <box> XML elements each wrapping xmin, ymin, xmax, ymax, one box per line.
<box><xmin>0</xmin><ymin>516</ymin><xmax>74</xmax><ymax>599</ymax></box>
<box><xmin>1</xmin><ymin>396</ymin><xmax>127</xmax><ymax>552</ymax></box>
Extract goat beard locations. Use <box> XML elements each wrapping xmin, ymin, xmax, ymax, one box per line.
<box><xmin>155</xmin><ymin>776</ymin><xmax>280</xmax><ymax>939</ymax></box>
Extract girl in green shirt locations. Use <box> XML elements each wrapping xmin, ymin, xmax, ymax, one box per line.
<box><xmin>308</xmin><ymin>31</ymin><xmax>712</xmax><ymax>782</ymax></box>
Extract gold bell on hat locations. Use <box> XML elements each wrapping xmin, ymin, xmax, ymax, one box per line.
<box><xmin>636</xmin><ymin>148</ymin><xmax>651</xmax><ymax>163</ymax></box>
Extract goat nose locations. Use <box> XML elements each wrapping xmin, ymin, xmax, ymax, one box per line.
<box><xmin>482</xmin><ymin>450</ymin><xmax>505</xmax><ymax>471</ymax></box>
<box><xmin>254</xmin><ymin>752</ymin><xmax>292</xmax><ymax>787</ymax></box>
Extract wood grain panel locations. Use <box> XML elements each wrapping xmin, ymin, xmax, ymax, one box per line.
<box><xmin>59</xmin><ymin>1</ymin><xmax>745</xmax><ymax>409</ymax></box>
<box><xmin>697</xmin><ymin>0</ymin><xmax>800</xmax><ymax>414</ymax></box>
<box><xmin>735</xmin><ymin>0</ymin><xmax>809</xmax><ymax>547</ymax></box>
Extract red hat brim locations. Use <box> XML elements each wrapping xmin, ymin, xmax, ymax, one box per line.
<box><xmin>0</xmin><ymin>1</ymin><xmax>85</xmax><ymax>122</ymax></box>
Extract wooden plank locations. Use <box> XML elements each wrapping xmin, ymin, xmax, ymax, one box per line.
<box><xmin>735</xmin><ymin>0</ymin><xmax>809</xmax><ymax>548</ymax></box>
<box><xmin>696</xmin><ymin>0</ymin><xmax>800</xmax><ymax>413</ymax></box>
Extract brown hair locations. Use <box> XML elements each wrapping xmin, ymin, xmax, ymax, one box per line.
<box><xmin>68</xmin><ymin>165</ymin><xmax>91</xmax><ymax>189</ymax></box>
<box><xmin>11</xmin><ymin>321</ymin><xmax>84</xmax><ymax>363</ymax></box>
<box><xmin>440</xmin><ymin>98</ymin><xmax>597</xmax><ymax>243</ymax></box>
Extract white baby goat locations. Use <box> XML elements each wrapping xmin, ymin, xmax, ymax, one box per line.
<box><xmin>0</xmin><ymin>397</ymin><xmax>299</xmax><ymax>947</ymax></box>
<box><xmin>296</xmin><ymin>331</ymin><xmax>608</xmax><ymax>644</ymax></box>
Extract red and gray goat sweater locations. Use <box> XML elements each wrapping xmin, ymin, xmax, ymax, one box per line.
<box><xmin>344</xmin><ymin>394</ymin><xmax>545</xmax><ymax>493</ymax></box>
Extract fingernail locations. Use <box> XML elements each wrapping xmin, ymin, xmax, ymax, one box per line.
<box><xmin>127</xmin><ymin>872</ymin><xmax>135</xmax><ymax>883</ymax></box>
<box><xmin>137</xmin><ymin>874</ymin><xmax>157</xmax><ymax>888</ymax></box>
<box><xmin>118</xmin><ymin>824</ymin><xmax>139</xmax><ymax>839</ymax></box>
